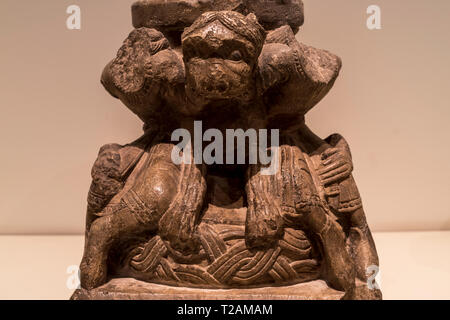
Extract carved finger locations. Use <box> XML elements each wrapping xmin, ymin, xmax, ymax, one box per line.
<box><xmin>319</xmin><ymin>160</ymin><xmax>346</xmax><ymax>175</ymax></box>
<box><xmin>319</xmin><ymin>164</ymin><xmax>348</xmax><ymax>181</ymax></box>
<box><xmin>321</xmin><ymin>147</ymin><xmax>339</xmax><ymax>160</ymax></box>
<box><xmin>322</xmin><ymin>171</ymin><xmax>351</xmax><ymax>186</ymax></box>
<box><xmin>321</xmin><ymin>153</ymin><xmax>342</xmax><ymax>166</ymax></box>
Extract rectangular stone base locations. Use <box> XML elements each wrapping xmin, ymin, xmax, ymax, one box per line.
<box><xmin>71</xmin><ymin>278</ymin><xmax>344</xmax><ymax>300</ymax></box>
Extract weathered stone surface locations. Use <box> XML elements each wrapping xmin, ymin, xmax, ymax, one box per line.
<box><xmin>259</xmin><ymin>25</ymin><xmax>342</xmax><ymax>118</ymax></box>
<box><xmin>132</xmin><ymin>0</ymin><xmax>245</xmax><ymax>32</ymax></box>
<box><xmin>244</xmin><ymin>0</ymin><xmax>304</xmax><ymax>32</ymax></box>
<box><xmin>132</xmin><ymin>0</ymin><xmax>304</xmax><ymax>34</ymax></box>
<box><xmin>75</xmin><ymin>4</ymin><xmax>382</xmax><ymax>300</ymax></box>
<box><xmin>71</xmin><ymin>278</ymin><xmax>344</xmax><ymax>300</ymax></box>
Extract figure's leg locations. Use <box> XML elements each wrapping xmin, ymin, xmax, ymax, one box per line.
<box><xmin>327</xmin><ymin>176</ymin><xmax>381</xmax><ymax>298</ymax></box>
<box><xmin>130</xmin><ymin>142</ymin><xmax>207</xmax><ymax>254</ymax></box>
<box><xmin>347</xmin><ymin>207</ymin><xmax>382</xmax><ymax>299</ymax></box>
<box><xmin>245</xmin><ymin>157</ymin><xmax>284</xmax><ymax>249</ymax></box>
<box><xmin>348</xmin><ymin>208</ymin><xmax>379</xmax><ymax>277</ymax></box>
<box><xmin>80</xmin><ymin>144</ymin><xmax>180</xmax><ymax>289</ymax></box>
<box><xmin>314</xmin><ymin>133</ymin><xmax>382</xmax><ymax>299</ymax></box>
<box><xmin>276</xmin><ymin>145</ymin><xmax>356</xmax><ymax>297</ymax></box>
<box><xmin>83</xmin><ymin>136</ymin><xmax>153</xmax><ymax>254</ymax></box>
<box><xmin>299</xmin><ymin>204</ymin><xmax>356</xmax><ymax>297</ymax></box>
<box><xmin>80</xmin><ymin>207</ymin><xmax>143</xmax><ymax>289</ymax></box>
<box><xmin>157</xmin><ymin>160</ymin><xmax>207</xmax><ymax>254</ymax></box>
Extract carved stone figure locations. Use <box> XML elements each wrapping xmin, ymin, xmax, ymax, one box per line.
<box><xmin>72</xmin><ymin>0</ymin><xmax>382</xmax><ymax>300</ymax></box>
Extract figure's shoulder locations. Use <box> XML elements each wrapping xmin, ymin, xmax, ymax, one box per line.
<box><xmin>101</xmin><ymin>28</ymin><xmax>186</xmax><ymax>122</ymax></box>
<box><xmin>258</xmin><ymin>26</ymin><xmax>342</xmax><ymax>118</ymax></box>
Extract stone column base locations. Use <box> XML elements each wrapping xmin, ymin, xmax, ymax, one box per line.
<box><xmin>71</xmin><ymin>278</ymin><xmax>344</xmax><ymax>300</ymax></box>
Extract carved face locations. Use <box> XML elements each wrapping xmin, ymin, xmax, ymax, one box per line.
<box><xmin>182</xmin><ymin>12</ymin><xmax>265</xmax><ymax>113</ymax></box>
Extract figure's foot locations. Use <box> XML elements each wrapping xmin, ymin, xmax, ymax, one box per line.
<box><xmin>79</xmin><ymin>217</ymin><xmax>113</xmax><ymax>290</ymax></box>
<box><xmin>245</xmin><ymin>202</ymin><xmax>284</xmax><ymax>249</ymax></box>
<box><xmin>348</xmin><ymin>279</ymin><xmax>382</xmax><ymax>300</ymax></box>
<box><xmin>80</xmin><ymin>254</ymin><xmax>108</xmax><ymax>290</ymax></box>
<box><xmin>347</xmin><ymin>225</ymin><xmax>382</xmax><ymax>288</ymax></box>
<box><xmin>158</xmin><ymin>192</ymin><xmax>202</xmax><ymax>254</ymax></box>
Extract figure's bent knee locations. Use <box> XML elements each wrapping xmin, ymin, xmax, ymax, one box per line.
<box><xmin>150</xmin><ymin>173</ymin><xmax>178</xmax><ymax>213</ymax></box>
<box><xmin>135</xmin><ymin>160</ymin><xmax>180</xmax><ymax>214</ymax></box>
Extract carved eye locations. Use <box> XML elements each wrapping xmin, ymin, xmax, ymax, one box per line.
<box><xmin>229</xmin><ymin>50</ymin><xmax>243</xmax><ymax>61</ymax></box>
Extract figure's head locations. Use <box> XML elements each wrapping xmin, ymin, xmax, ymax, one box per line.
<box><xmin>182</xmin><ymin>11</ymin><xmax>265</xmax><ymax>111</ymax></box>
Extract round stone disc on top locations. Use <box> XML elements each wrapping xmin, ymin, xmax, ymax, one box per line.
<box><xmin>244</xmin><ymin>0</ymin><xmax>304</xmax><ymax>32</ymax></box>
<box><xmin>132</xmin><ymin>0</ymin><xmax>304</xmax><ymax>33</ymax></box>
<box><xmin>132</xmin><ymin>0</ymin><xmax>245</xmax><ymax>32</ymax></box>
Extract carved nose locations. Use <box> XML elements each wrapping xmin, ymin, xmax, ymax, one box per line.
<box><xmin>210</xmin><ymin>68</ymin><xmax>221</xmax><ymax>77</ymax></box>
<box><xmin>206</xmin><ymin>83</ymin><xmax>214</xmax><ymax>92</ymax></box>
<box><xmin>216</xmin><ymin>82</ymin><xmax>227</xmax><ymax>93</ymax></box>
<box><xmin>204</xmin><ymin>81</ymin><xmax>228</xmax><ymax>93</ymax></box>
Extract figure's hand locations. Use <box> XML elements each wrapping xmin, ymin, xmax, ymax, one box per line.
<box><xmin>318</xmin><ymin>147</ymin><xmax>353</xmax><ymax>186</ymax></box>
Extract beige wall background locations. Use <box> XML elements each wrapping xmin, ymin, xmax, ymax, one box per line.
<box><xmin>0</xmin><ymin>0</ymin><xmax>449</xmax><ymax>234</ymax></box>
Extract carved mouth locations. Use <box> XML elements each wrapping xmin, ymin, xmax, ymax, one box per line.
<box><xmin>204</xmin><ymin>80</ymin><xmax>229</xmax><ymax>95</ymax></box>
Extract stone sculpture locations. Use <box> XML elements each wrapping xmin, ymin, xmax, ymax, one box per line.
<box><xmin>72</xmin><ymin>0</ymin><xmax>382</xmax><ymax>300</ymax></box>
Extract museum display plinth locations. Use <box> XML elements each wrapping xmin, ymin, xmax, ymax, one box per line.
<box><xmin>71</xmin><ymin>278</ymin><xmax>344</xmax><ymax>300</ymax></box>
